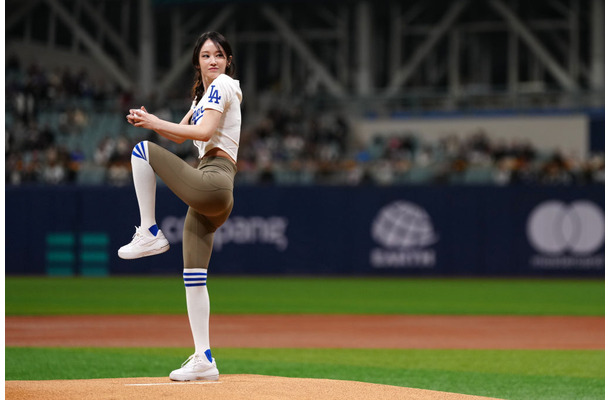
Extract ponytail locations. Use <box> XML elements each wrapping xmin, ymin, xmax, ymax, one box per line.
<box><xmin>191</xmin><ymin>76</ymin><xmax>204</xmax><ymax>102</ymax></box>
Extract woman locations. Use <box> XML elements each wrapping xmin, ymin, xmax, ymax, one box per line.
<box><xmin>118</xmin><ymin>31</ymin><xmax>242</xmax><ymax>381</ymax></box>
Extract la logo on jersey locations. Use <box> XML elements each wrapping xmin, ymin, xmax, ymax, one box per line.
<box><xmin>192</xmin><ymin>85</ymin><xmax>221</xmax><ymax>124</ymax></box>
<box><xmin>208</xmin><ymin>85</ymin><xmax>221</xmax><ymax>104</ymax></box>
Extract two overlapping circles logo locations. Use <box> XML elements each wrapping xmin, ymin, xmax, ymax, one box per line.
<box><xmin>526</xmin><ymin>200</ymin><xmax>604</xmax><ymax>255</ymax></box>
<box><xmin>372</xmin><ymin>201</ymin><xmax>437</xmax><ymax>248</ymax></box>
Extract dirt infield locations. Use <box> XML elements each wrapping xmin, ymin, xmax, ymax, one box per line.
<box><xmin>6</xmin><ymin>314</ymin><xmax>604</xmax><ymax>349</ymax></box>
<box><xmin>5</xmin><ymin>315</ymin><xmax>603</xmax><ymax>399</ymax></box>
<box><xmin>6</xmin><ymin>375</ymin><xmax>503</xmax><ymax>400</ymax></box>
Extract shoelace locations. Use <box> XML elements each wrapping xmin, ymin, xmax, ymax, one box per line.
<box><xmin>181</xmin><ymin>354</ymin><xmax>199</xmax><ymax>367</ymax></box>
<box><xmin>130</xmin><ymin>227</ymin><xmax>145</xmax><ymax>243</ymax></box>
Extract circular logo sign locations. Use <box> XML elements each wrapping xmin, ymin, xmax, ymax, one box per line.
<box><xmin>371</xmin><ymin>201</ymin><xmax>437</xmax><ymax>249</ymax></box>
<box><xmin>526</xmin><ymin>200</ymin><xmax>604</xmax><ymax>255</ymax></box>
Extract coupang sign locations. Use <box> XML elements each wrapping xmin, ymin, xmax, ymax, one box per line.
<box><xmin>161</xmin><ymin>215</ymin><xmax>289</xmax><ymax>252</ymax></box>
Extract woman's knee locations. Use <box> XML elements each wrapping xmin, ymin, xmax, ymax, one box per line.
<box><xmin>136</xmin><ymin>141</ymin><xmax>168</xmax><ymax>171</ymax></box>
<box><xmin>131</xmin><ymin>141</ymin><xmax>150</xmax><ymax>163</ymax></box>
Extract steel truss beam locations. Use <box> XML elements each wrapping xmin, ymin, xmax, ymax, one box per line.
<box><xmin>79</xmin><ymin>0</ymin><xmax>138</xmax><ymax>70</ymax></box>
<box><xmin>384</xmin><ymin>0</ymin><xmax>469</xmax><ymax>96</ymax></box>
<box><xmin>43</xmin><ymin>0</ymin><xmax>133</xmax><ymax>91</ymax></box>
<box><xmin>488</xmin><ymin>0</ymin><xmax>578</xmax><ymax>91</ymax></box>
<box><xmin>6</xmin><ymin>0</ymin><xmax>601</xmax><ymax>107</ymax></box>
<box><xmin>261</xmin><ymin>5</ymin><xmax>346</xmax><ymax>98</ymax></box>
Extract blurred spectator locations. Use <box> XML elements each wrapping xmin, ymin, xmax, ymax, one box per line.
<box><xmin>4</xmin><ymin>59</ymin><xmax>604</xmax><ymax>187</ymax></box>
<box><xmin>94</xmin><ymin>137</ymin><xmax>116</xmax><ymax>166</ymax></box>
<box><xmin>58</xmin><ymin>106</ymin><xmax>88</xmax><ymax>135</ymax></box>
<box><xmin>67</xmin><ymin>148</ymin><xmax>85</xmax><ymax>181</ymax></box>
<box><xmin>41</xmin><ymin>147</ymin><xmax>67</xmax><ymax>185</ymax></box>
<box><xmin>538</xmin><ymin>151</ymin><xmax>574</xmax><ymax>185</ymax></box>
<box><xmin>106</xmin><ymin>136</ymin><xmax>133</xmax><ymax>186</ymax></box>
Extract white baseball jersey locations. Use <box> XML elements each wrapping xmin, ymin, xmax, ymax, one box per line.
<box><xmin>192</xmin><ymin>74</ymin><xmax>242</xmax><ymax>162</ymax></box>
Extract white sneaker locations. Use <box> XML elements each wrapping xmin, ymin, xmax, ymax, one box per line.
<box><xmin>118</xmin><ymin>226</ymin><xmax>169</xmax><ymax>259</ymax></box>
<box><xmin>169</xmin><ymin>353</ymin><xmax>219</xmax><ymax>381</ymax></box>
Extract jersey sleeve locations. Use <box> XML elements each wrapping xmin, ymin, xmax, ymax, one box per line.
<box><xmin>202</xmin><ymin>75</ymin><xmax>231</xmax><ymax>113</ymax></box>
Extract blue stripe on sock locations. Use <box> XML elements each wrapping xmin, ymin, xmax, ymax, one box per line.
<box><xmin>134</xmin><ymin>143</ymin><xmax>142</xmax><ymax>158</ymax></box>
<box><xmin>139</xmin><ymin>142</ymin><xmax>147</xmax><ymax>160</ymax></box>
<box><xmin>204</xmin><ymin>349</ymin><xmax>213</xmax><ymax>363</ymax></box>
<box><xmin>185</xmin><ymin>283</ymin><xmax>206</xmax><ymax>287</ymax></box>
<box><xmin>132</xmin><ymin>142</ymin><xmax>147</xmax><ymax>161</ymax></box>
<box><xmin>183</xmin><ymin>271</ymin><xmax>207</xmax><ymax>287</ymax></box>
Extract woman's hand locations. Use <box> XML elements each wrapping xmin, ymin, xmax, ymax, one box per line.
<box><xmin>126</xmin><ymin>106</ymin><xmax>160</xmax><ymax>130</ymax></box>
<box><xmin>125</xmin><ymin>104</ymin><xmax>219</xmax><ymax>144</ymax></box>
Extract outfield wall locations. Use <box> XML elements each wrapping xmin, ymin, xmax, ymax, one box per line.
<box><xmin>6</xmin><ymin>185</ymin><xmax>604</xmax><ymax>277</ymax></box>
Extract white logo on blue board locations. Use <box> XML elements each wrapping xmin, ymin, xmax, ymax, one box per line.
<box><xmin>526</xmin><ymin>200</ymin><xmax>604</xmax><ymax>269</ymax></box>
<box><xmin>370</xmin><ymin>201</ymin><xmax>438</xmax><ymax>268</ymax></box>
<box><xmin>372</xmin><ymin>201</ymin><xmax>437</xmax><ymax>249</ymax></box>
<box><xmin>527</xmin><ymin>200</ymin><xmax>604</xmax><ymax>255</ymax></box>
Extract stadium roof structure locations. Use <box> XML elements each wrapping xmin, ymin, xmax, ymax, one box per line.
<box><xmin>6</xmin><ymin>0</ymin><xmax>604</xmax><ymax>112</ymax></box>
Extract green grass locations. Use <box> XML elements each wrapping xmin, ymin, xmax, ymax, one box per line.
<box><xmin>6</xmin><ymin>277</ymin><xmax>604</xmax><ymax>399</ymax></box>
<box><xmin>5</xmin><ymin>276</ymin><xmax>604</xmax><ymax>316</ymax></box>
<box><xmin>6</xmin><ymin>347</ymin><xmax>604</xmax><ymax>400</ymax></box>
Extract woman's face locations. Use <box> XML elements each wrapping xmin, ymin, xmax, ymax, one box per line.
<box><xmin>198</xmin><ymin>39</ymin><xmax>230</xmax><ymax>85</ymax></box>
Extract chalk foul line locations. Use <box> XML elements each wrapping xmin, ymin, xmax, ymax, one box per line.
<box><xmin>125</xmin><ymin>381</ymin><xmax>222</xmax><ymax>387</ymax></box>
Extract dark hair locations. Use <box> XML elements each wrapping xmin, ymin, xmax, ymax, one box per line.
<box><xmin>191</xmin><ymin>31</ymin><xmax>235</xmax><ymax>100</ymax></box>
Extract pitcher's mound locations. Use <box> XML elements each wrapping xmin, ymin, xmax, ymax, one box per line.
<box><xmin>7</xmin><ymin>374</ymin><xmax>501</xmax><ymax>400</ymax></box>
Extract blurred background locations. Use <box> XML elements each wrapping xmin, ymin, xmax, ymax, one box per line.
<box><xmin>5</xmin><ymin>0</ymin><xmax>605</xmax><ymax>277</ymax></box>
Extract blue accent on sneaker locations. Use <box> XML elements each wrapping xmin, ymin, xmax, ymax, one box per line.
<box><xmin>204</xmin><ymin>349</ymin><xmax>213</xmax><ymax>363</ymax></box>
<box><xmin>149</xmin><ymin>224</ymin><xmax>159</xmax><ymax>236</ymax></box>
<box><xmin>132</xmin><ymin>141</ymin><xmax>148</xmax><ymax>161</ymax></box>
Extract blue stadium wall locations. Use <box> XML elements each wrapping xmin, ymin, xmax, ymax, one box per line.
<box><xmin>6</xmin><ymin>185</ymin><xmax>604</xmax><ymax>277</ymax></box>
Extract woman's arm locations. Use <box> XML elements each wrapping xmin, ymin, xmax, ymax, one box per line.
<box><xmin>155</xmin><ymin>127</ymin><xmax>190</xmax><ymax>144</ymax></box>
<box><xmin>127</xmin><ymin>107</ymin><xmax>222</xmax><ymax>144</ymax></box>
<box><xmin>142</xmin><ymin>107</ymin><xmax>192</xmax><ymax>143</ymax></box>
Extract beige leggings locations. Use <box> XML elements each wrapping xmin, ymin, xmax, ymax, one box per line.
<box><xmin>147</xmin><ymin>142</ymin><xmax>236</xmax><ymax>270</ymax></box>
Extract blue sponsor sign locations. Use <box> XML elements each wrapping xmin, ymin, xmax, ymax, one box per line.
<box><xmin>5</xmin><ymin>185</ymin><xmax>604</xmax><ymax>276</ymax></box>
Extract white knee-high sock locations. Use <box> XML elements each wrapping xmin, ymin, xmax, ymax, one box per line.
<box><xmin>183</xmin><ymin>268</ymin><xmax>212</xmax><ymax>362</ymax></box>
<box><xmin>131</xmin><ymin>141</ymin><xmax>157</xmax><ymax>233</ymax></box>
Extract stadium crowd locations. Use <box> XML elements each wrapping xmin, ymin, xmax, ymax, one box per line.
<box><xmin>5</xmin><ymin>59</ymin><xmax>604</xmax><ymax>187</ymax></box>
